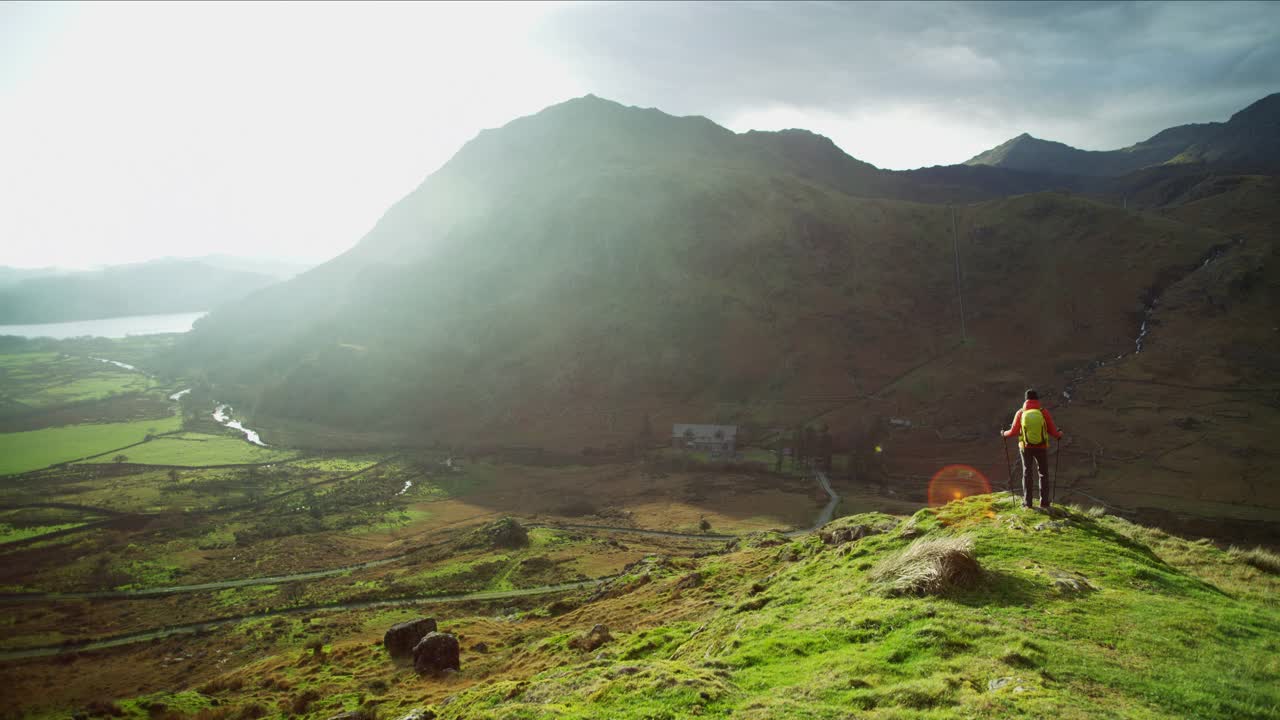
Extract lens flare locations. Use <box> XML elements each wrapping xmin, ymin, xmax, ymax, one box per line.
<box><xmin>927</xmin><ymin>464</ymin><xmax>991</xmax><ymax>506</ymax></box>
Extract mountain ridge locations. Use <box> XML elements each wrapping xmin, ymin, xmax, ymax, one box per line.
<box><xmin>965</xmin><ymin>92</ymin><xmax>1280</xmax><ymax>176</ymax></box>
<box><xmin>0</xmin><ymin>259</ymin><xmax>280</xmax><ymax>324</ymax></box>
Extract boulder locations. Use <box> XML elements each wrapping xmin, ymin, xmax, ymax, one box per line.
<box><xmin>462</xmin><ymin>517</ymin><xmax>529</xmax><ymax>549</ymax></box>
<box><xmin>821</xmin><ymin>524</ymin><xmax>870</xmax><ymax>545</ymax></box>
<box><xmin>1046</xmin><ymin>568</ymin><xmax>1097</xmax><ymax>595</ymax></box>
<box><xmin>384</xmin><ymin>618</ymin><xmax>437</xmax><ymax>662</ymax></box>
<box><xmin>413</xmin><ymin>632</ymin><xmax>461</xmax><ymax>675</ymax></box>
<box><xmin>568</xmin><ymin>624</ymin><xmax>613</xmax><ymax>652</ymax></box>
<box><xmin>396</xmin><ymin>711</ymin><xmax>436</xmax><ymax>720</ymax></box>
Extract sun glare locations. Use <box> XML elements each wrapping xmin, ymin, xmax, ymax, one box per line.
<box><xmin>927</xmin><ymin>464</ymin><xmax>991</xmax><ymax>506</ymax></box>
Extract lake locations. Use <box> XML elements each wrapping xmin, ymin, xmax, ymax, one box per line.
<box><xmin>0</xmin><ymin>311</ymin><xmax>207</xmax><ymax>339</ymax></box>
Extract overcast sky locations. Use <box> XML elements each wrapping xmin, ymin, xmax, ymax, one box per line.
<box><xmin>2</xmin><ymin>1</ymin><xmax>1277</xmax><ymax>269</ymax></box>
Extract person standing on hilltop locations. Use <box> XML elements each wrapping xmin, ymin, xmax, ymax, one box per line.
<box><xmin>1002</xmin><ymin>389</ymin><xmax>1064</xmax><ymax>509</ymax></box>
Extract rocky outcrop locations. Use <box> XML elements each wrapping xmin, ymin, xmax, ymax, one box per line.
<box><xmin>819</xmin><ymin>515</ymin><xmax>897</xmax><ymax>546</ymax></box>
<box><xmin>384</xmin><ymin>618</ymin><xmax>437</xmax><ymax>662</ymax></box>
<box><xmin>413</xmin><ymin>632</ymin><xmax>461</xmax><ymax>675</ymax></box>
<box><xmin>462</xmin><ymin>517</ymin><xmax>529</xmax><ymax>549</ymax></box>
<box><xmin>568</xmin><ymin>624</ymin><xmax>613</xmax><ymax>652</ymax></box>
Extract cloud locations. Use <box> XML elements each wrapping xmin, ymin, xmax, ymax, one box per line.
<box><xmin>536</xmin><ymin>0</ymin><xmax>1280</xmax><ymax>166</ymax></box>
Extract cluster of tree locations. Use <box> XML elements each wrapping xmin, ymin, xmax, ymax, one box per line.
<box><xmin>774</xmin><ymin>423</ymin><xmax>835</xmax><ymax>472</ymax></box>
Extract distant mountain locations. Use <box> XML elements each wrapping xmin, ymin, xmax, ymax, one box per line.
<box><xmin>0</xmin><ymin>259</ymin><xmax>279</xmax><ymax>324</ymax></box>
<box><xmin>187</xmin><ymin>254</ymin><xmax>312</xmax><ymax>280</ymax></box>
<box><xmin>0</xmin><ymin>266</ymin><xmax>70</xmax><ymax>289</ymax></box>
<box><xmin>966</xmin><ymin>93</ymin><xmax>1280</xmax><ymax>176</ymax></box>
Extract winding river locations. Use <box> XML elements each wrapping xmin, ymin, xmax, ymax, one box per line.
<box><xmin>212</xmin><ymin>404</ymin><xmax>268</xmax><ymax>446</ymax></box>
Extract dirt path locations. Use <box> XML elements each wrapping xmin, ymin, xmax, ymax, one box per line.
<box><xmin>796</xmin><ymin>471</ymin><xmax>840</xmax><ymax>534</ymax></box>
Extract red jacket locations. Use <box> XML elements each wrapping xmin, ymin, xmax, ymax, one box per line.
<box><xmin>1003</xmin><ymin>399</ymin><xmax>1063</xmax><ymax>448</ymax></box>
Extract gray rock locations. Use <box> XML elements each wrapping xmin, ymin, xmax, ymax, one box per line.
<box><xmin>821</xmin><ymin>524</ymin><xmax>874</xmax><ymax>545</ymax></box>
<box><xmin>988</xmin><ymin>677</ymin><xmax>1016</xmax><ymax>692</ymax></box>
<box><xmin>569</xmin><ymin>624</ymin><xmax>614</xmax><ymax>652</ymax></box>
<box><xmin>413</xmin><ymin>632</ymin><xmax>461</xmax><ymax>675</ymax></box>
<box><xmin>1047</xmin><ymin>569</ymin><xmax>1097</xmax><ymax>595</ymax></box>
<box><xmin>396</xmin><ymin>711</ymin><xmax>436</xmax><ymax>720</ymax></box>
<box><xmin>384</xmin><ymin>618</ymin><xmax>437</xmax><ymax>662</ymax></box>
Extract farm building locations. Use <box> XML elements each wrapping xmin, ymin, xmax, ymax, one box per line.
<box><xmin>671</xmin><ymin>424</ymin><xmax>737</xmax><ymax>453</ymax></box>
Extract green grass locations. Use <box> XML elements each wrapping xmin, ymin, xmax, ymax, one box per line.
<box><xmin>0</xmin><ymin>522</ymin><xmax>86</xmax><ymax>544</ymax></box>
<box><xmin>346</xmin><ymin>507</ymin><xmax>434</xmax><ymax>534</ymax></box>
<box><xmin>0</xmin><ymin>415</ymin><xmax>181</xmax><ymax>475</ymax></box>
<box><xmin>105</xmin><ymin>432</ymin><xmax>296</xmax><ymax>466</ymax></box>
<box><xmin>0</xmin><ymin>351</ymin><xmax>153</xmax><ymax>408</ymax></box>
<box><xmin>287</xmin><ymin>455</ymin><xmax>385</xmax><ymax>472</ymax></box>
<box><xmin>29</xmin><ymin>373</ymin><xmax>153</xmax><ymax>407</ymax></box>
<box><xmin>435</xmin><ymin>495</ymin><xmax>1280</xmax><ymax>719</ymax></box>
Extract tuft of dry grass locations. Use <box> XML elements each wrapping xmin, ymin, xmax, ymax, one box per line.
<box><xmin>1228</xmin><ymin>545</ymin><xmax>1280</xmax><ymax>574</ymax></box>
<box><xmin>869</xmin><ymin>535</ymin><xmax>981</xmax><ymax>595</ymax></box>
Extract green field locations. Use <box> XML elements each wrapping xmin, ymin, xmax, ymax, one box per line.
<box><xmin>107</xmin><ymin>432</ymin><xmax>296</xmax><ymax>466</ymax></box>
<box><xmin>0</xmin><ymin>352</ymin><xmax>152</xmax><ymax>409</ymax></box>
<box><xmin>0</xmin><ymin>415</ymin><xmax>181</xmax><ymax>475</ymax></box>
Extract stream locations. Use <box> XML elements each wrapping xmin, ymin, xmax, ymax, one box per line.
<box><xmin>91</xmin><ymin>357</ymin><xmax>143</xmax><ymax>374</ymax></box>
<box><xmin>1061</xmin><ymin>242</ymin><xmax>1234</xmax><ymax>406</ymax></box>
<box><xmin>87</xmin><ymin>353</ymin><xmax>268</xmax><ymax>446</ymax></box>
<box><xmin>212</xmin><ymin>404</ymin><xmax>268</xmax><ymax>447</ymax></box>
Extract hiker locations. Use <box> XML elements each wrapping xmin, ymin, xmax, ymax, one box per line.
<box><xmin>1002</xmin><ymin>389</ymin><xmax>1064</xmax><ymax>509</ymax></box>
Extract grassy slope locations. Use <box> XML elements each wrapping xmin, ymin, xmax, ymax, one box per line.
<box><xmin>0</xmin><ymin>415</ymin><xmax>181</xmax><ymax>475</ymax></box>
<box><xmin>434</xmin><ymin>497</ymin><xmax>1279</xmax><ymax>720</ymax></box>
<box><xmin>71</xmin><ymin>495</ymin><xmax>1280</xmax><ymax>720</ymax></box>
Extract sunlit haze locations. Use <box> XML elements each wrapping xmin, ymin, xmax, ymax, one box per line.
<box><xmin>3</xmin><ymin>0</ymin><xmax>1276</xmax><ymax>268</ymax></box>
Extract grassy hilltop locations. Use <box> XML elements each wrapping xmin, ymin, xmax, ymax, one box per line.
<box><xmin>383</xmin><ymin>497</ymin><xmax>1280</xmax><ymax>720</ymax></box>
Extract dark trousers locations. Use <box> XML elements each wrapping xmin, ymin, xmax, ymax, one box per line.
<box><xmin>1020</xmin><ymin>446</ymin><xmax>1051</xmax><ymax>507</ymax></box>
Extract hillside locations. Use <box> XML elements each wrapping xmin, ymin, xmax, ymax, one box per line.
<box><xmin>170</xmin><ymin>95</ymin><xmax>1280</xmax><ymax>535</ymax></box>
<box><xmin>965</xmin><ymin>93</ymin><xmax>1280</xmax><ymax>176</ymax></box>
<box><xmin>0</xmin><ymin>260</ymin><xmax>279</xmax><ymax>324</ymax></box>
<box><xmin>175</xmin><ymin>97</ymin><xmax>1222</xmax><ymax>437</ymax></box>
<box><xmin>8</xmin><ymin>495</ymin><xmax>1276</xmax><ymax>719</ymax></box>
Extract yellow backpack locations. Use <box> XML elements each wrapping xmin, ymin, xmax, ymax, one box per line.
<box><xmin>1021</xmin><ymin>409</ymin><xmax>1047</xmax><ymax>446</ymax></box>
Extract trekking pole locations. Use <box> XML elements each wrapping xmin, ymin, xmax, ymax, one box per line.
<box><xmin>1053</xmin><ymin>439</ymin><xmax>1061</xmax><ymax>506</ymax></box>
<box><xmin>1001</xmin><ymin>436</ymin><xmax>1014</xmax><ymax>495</ymax></box>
